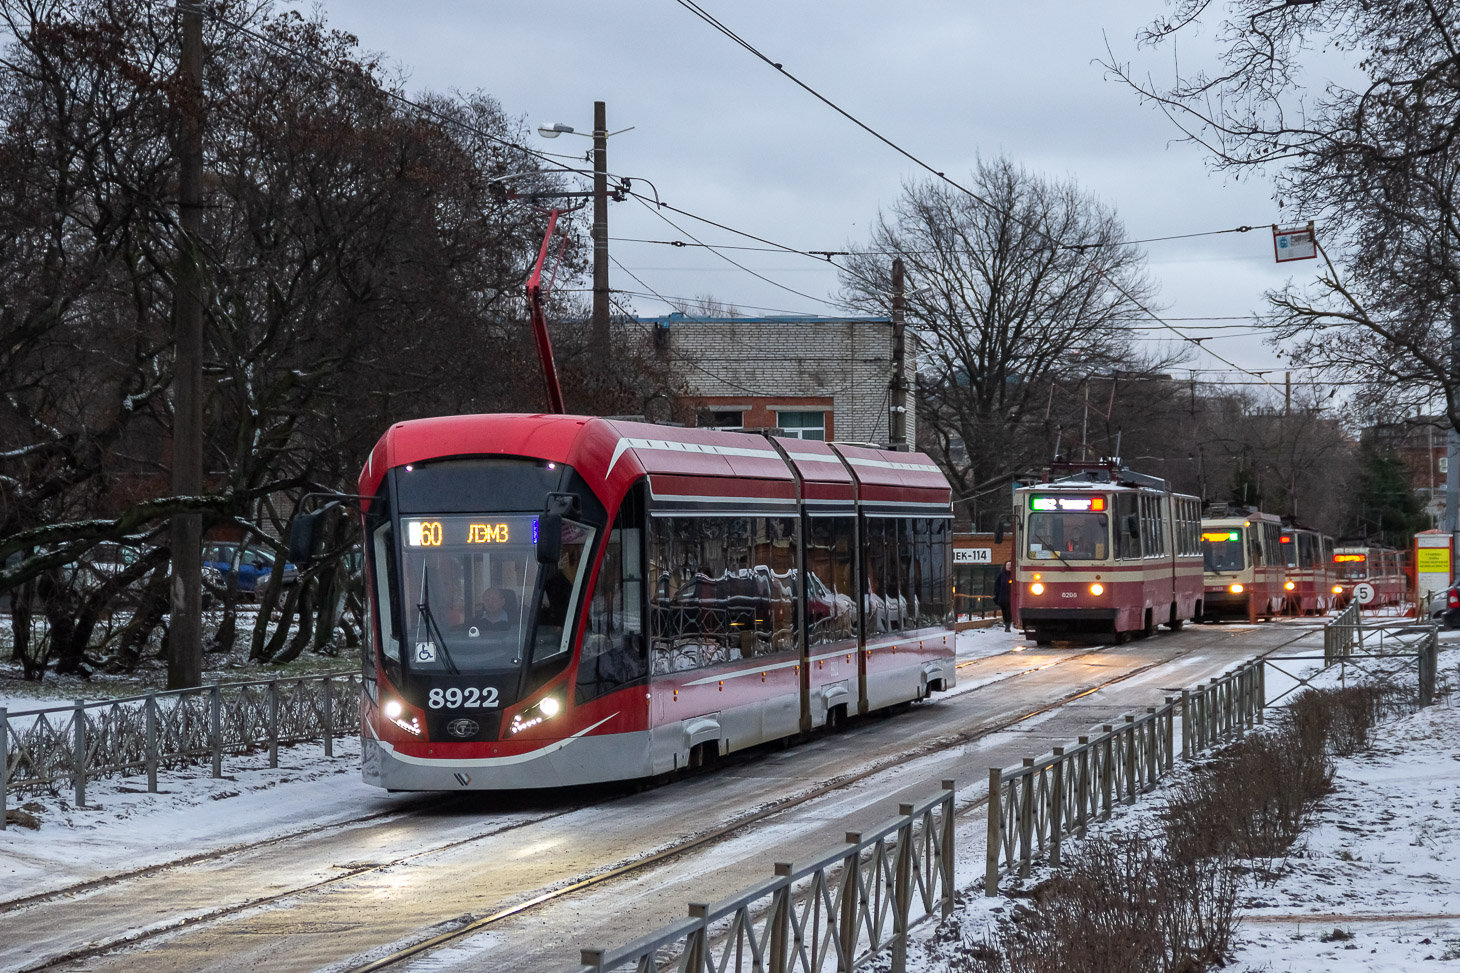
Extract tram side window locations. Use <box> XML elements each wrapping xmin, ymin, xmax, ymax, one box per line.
<box><xmin>648</xmin><ymin>516</ymin><xmax>799</xmax><ymax>673</ymax></box>
<box><xmin>864</xmin><ymin>517</ymin><xmax>903</xmax><ymax>634</ymax></box>
<box><xmin>577</xmin><ymin>494</ymin><xmax>648</xmax><ymax>704</ymax></box>
<box><xmin>1116</xmin><ymin>493</ymin><xmax>1140</xmax><ymax>560</ymax></box>
<box><xmin>808</xmin><ymin>517</ymin><xmax>857</xmax><ymax>647</ymax></box>
<box><xmin>922</xmin><ymin>518</ymin><xmax>952</xmax><ymax>627</ymax></box>
<box><xmin>371</xmin><ymin>522</ymin><xmax>401</xmax><ymax>670</ymax></box>
<box><xmin>1182</xmin><ymin>499</ymin><xmax>1201</xmax><ymax>556</ymax></box>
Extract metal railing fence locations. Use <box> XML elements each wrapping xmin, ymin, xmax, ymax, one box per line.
<box><xmin>573</xmin><ymin>783</ymin><xmax>955</xmax><ymax>973</ymax></box>
<box><xmin>1324</xmin><ymin>601</ymin><xmax>1361</xmax><ymax>663</ymax></box>
<box><xmin>1</xmin><ymin>672</ymin><xmax>359</xmax><ymax>828</ymax></box>
<box><xmin>984</xmin><ymin>657</ymin><xmax>1264</xmax><ymax>895</ymax></box>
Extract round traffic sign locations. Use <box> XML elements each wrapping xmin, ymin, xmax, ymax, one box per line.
<box><xmin>1353</xmin><ymin>582</ymin><xmax>1376</xmax><ymax>605</ymax></box>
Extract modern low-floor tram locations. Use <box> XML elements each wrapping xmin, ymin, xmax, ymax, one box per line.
<box><xmin>349</xmin><ymin>414</ymin><xmax>956</xmax><ymax>791</ymax></box>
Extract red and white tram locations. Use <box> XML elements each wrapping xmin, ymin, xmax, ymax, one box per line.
<box><xmin>1331</xmin><ymin>545</ymin><xmax>1408</xmax><ymax>608</ymax></box>
<box><xmin>1199</xmin><ymin>507</ymin><xmax>1285</xmax><ymax>622</ymax></box>
<box><xmin>1012</xmin><ymin>463</ymin><xmax>1203</xmax><ymax>644</ymax></box>
<box><xmin>1279</xmin><ymin>525</ymin><xmax>1335</xmax><ymax>615</ymax></box>
<box><xmin>323</xmin><ymin>414</ymin><xmax>955</xmax><ymax>791</ymax></box>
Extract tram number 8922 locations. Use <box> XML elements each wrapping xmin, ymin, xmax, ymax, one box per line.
<box><xmin>428</xmin><ymin>687</ymin><xmax>500</xmax><ymax>709</ymax></box>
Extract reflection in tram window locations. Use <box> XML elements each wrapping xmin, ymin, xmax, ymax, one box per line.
<box><xmin>807</xmin><ymin>517</ymin><xmax>857</xmax><ymax>646</ymax></box>
<box><xmin>577</xmin><ymin>490</ymin><xmax>648</xmax><ymax>704</ymax></box>
<box><xmin>648</xmin><ymin>517</ymin><xmax>799</xmax><ymax>673</ymax></box>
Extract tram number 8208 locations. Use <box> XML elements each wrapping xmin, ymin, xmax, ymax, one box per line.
<box><xmin>428</xmin><ymin>687</ymin><xmax>501</xmax><ymax>709</ymax></box>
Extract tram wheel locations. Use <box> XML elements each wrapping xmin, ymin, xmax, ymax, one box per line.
<box><xmin>1168</xmin><ymin>618</ymin><xmax>1184</xmax><ymax>632</ymax></box>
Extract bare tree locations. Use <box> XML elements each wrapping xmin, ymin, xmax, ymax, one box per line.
<box><xmin>839</xmin><ymin>157</ymin><xmax>1177</xmax><ymax>511</ymax></box>
<box><xmin>0</xmin><ymin>0</ymin><xmax>679</xmax><ymax>677</ymax></box>
<box><xmin>1107</xmin><ymin>1</ymin><xmax>1460</xmax><ymax>428</ymax></box>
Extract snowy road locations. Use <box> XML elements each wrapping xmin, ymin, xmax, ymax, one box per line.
<box><xmin>0</xmin><ymin>620</ymin><xmax>1326</xmax><ymax>973</ymax></box>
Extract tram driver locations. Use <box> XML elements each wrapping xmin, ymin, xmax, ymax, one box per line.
<box><xmin>474</xmin><ymin>587</ymin><xmax>515</xmax><ymax>631</ymax></box>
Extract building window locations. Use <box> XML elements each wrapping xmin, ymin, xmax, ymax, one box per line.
<box><xmin>1441</xmin><ymin>456</ymin><xmax>1449</xmax><ymax>474</ymax></box>
<box><xmin>697</xmin><ymin>409</ymin><xmax>744</xmax><ymax>431</ymax></box>
<box><xmin>776</xmin><ymin>410</ymin><xmax>826</xmax><ymax>440</ymax></box>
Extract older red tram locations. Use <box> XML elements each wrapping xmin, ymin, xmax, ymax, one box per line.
<box><xmin>1280</xmin><ymin>525</ymin><xmax>1335</xmax><ymax>614</ymax></box>
<box><xmin>1012</xmin><ymin>463</ymin><xmax>1203</xmax><ymax>644</ymax></box>
<box><xmin>340</xmin><ymin>414</ymin><xmax>955</xmax><ymax>791</ymax></box>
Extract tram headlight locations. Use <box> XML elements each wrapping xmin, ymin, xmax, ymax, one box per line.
<box><xmin>1229</xmin><ymin>583</ymin><xmax>1244</xmax><ymax>594</ymax></box>
<box><xmin>1285</xmin><ymin>581</ymin><xmax>1295</xmax><ymax>591</ymax></box>
<box><xmin>1089</xmin><ymin>583</ymin><xmax>1104</xmax><ymax>596</ymax></box>
<box><xmin>510</xmin><ymin>695</ymin><xmax>564</xmax><ymax>734</ymax></box>
<box><xmin>1029</xmin><ymin>582</ymin><xmax>1045</xmax><ymax>595</ymax></box>
<box><xmin>1332</xmin><ymin>585</ymin><xmax>1343</xmax><ymax>594</ymax></box>
<box><xmin>381</xmin><ymin>697</ymin><xmax>422</xmax><ymax>736</ymax></box>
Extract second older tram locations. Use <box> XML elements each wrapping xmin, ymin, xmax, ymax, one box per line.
<box><xmin>1280</xmin><ymin>525</ymin><xmax>1335</xmax><ymax>614</ymax></box>
<box><xmin>1013</xmin><ymin>462</ymin><xmax>1202</xmax><ymax>644</ymax></box>
<box><xmin>1200</xmin><ymin>507</ymin><xmax>1285</xmax><ymax>621</ymax></box>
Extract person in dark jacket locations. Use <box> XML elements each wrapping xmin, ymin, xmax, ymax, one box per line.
<box><xmin>993</xmin><ymin>560</ymin><xmax>1013</xmax><ymax>632</ymax></box>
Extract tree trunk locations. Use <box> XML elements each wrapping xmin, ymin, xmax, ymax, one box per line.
<box><xmin>267</xmin><ymin>579</ymin><xmax>314</xmax><ymax>664</ymax></box>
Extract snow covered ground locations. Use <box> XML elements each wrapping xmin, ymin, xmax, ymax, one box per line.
<box><xmin>6</xmin><ymin>624</ymin><xmax>1455</xmax><ymax>973</ymax></box>
<box><xmin>899</xmin><ymin>637</ymin><xmax>1460</xmax><ymax>973</ymax></box>
<box><xmin>0</xmin><ymin>628</ymin><xmax>1023</xmax><ymax>901</ymax></box>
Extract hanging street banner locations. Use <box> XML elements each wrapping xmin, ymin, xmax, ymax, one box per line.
<box><xmin>1273</xmin><ymin>222</ymin><xmax>1317</xmax><ymax>262</ymax></box>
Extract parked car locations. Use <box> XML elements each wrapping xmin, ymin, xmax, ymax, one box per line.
<box><xmin>202</xmin><ymin>542</ymin><xmax>298</xmax><ymax>594</ymax></box>
<box><xmin>1428</xmin><ymin>583</ymin><xmax>1460</xmax><ymax>629</ymax></box>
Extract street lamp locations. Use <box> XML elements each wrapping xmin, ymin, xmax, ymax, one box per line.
<box><xmin>533</xmin><ymin>104</ymin><xmax>634</xmax><ymax>347</ymax></box>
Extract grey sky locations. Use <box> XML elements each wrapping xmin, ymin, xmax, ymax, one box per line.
<box><xmin>320</xmin><ymin>1</ymin><xmax>1318</xmax><ymax>400</ymax></box>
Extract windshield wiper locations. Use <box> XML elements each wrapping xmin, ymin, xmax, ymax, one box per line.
<box><xmin>415</xmin><ymin>563</ymin><xmax>460</xmax><ymax>675</ymax></box>
<box><xmin>1031</xmin><ymin>529</ymin><xmax>1068</xmax><ymax>563</ymax></box>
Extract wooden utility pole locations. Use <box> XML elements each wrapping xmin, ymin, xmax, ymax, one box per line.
<box><xmin>169</xmin><ymin>3</ymin><xmax>204</xmax><ymax>689</ymax></box>
<box><xmin>889</xmin><ymin>257</ymin><xmax>907</xmax><ymax>449</ymax></box>
<box><xmin>592</xmin><ymin>100</ymin><xmax>610</xmax><ymax>348</ymax></box>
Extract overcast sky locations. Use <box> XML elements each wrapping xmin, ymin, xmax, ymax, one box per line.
<box><xmin>309</xmin><ymin>1</ymin><xmax>1323</xmax><ymax>403</ymax></box>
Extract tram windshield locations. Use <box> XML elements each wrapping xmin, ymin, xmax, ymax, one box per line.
<box><xmin>1026</xmin><ymin>512</ymin><xmax>1108</xmax><ymax>560</ymax></box>
<box><xmin>1334</xmin><ymin>554</ymin><xmax>1368</xmax><ymax>580</ymax></box>
<box><xmin>395</xmin><ymin>514</ymin><xmax>594</xmax><ymax>673</ymax></box>
<box><xmin>1202</xmin><ymin>530</ymin><xmax>1244</xmax><ymax>573</ymax></box>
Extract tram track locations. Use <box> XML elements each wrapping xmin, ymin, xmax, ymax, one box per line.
<box><xmin>341</xmin><ymin>627</ymin><xmax>1316</xmax><ymax>973</ymax></box>
<box><xmin>9</xmin><ymin>624</ymin><xmax>1320</xmax><ymax>973</ymax></box>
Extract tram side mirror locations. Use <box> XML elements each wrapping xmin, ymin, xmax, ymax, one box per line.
<box><xmin>537</xmin><ymin>493</ymin><xmax>578</xmax><ymax>565</ymax></box>
<box><xmin>994</xmin><ymin>517</ymin><xmax>1011</xmax><ymax>545</ymax></box>
<box><xmin>288</xmin><ymin>507</ymin><xmax>327</xmax><ymax>566</ymax></box>
<box><xmin>1124</xmin><ymin>514</ymin><xmax>1139</xmax><ymax>538</ymax></box>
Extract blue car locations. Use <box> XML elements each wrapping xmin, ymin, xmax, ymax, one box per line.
<box><xmin>202</xmin><ymin>543</ymin><xmax>298</xmax><ymax>595</ymax></box>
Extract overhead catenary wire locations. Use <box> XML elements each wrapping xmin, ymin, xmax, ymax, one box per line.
<box><xmin>201</xmin><ymin>0</ymin><xmax>1306</xmax><ymax>393</ymax></box>
<box><xmin>666</xmin><ymin>0</ymin><xmax>1299</xmax><ymax>396</ymax></box>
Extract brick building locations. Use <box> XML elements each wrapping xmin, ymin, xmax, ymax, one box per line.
<box><xmin>1369</xmin><ymin>416</ymin><xmax>1448</xmax><ymax>524</ymax></box>
<box><xmin>646</xmin><ymin>313</ymin><xmax>917</xmax><ymax>445</ymax></box>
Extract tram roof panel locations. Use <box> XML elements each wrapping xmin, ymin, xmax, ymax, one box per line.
<box><xmin>828</xmin><ymin>442</ymin><xmax>952</xmax><ymax>506</ymax></box>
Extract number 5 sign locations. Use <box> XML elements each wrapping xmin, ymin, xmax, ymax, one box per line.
<box><xmin>1352</xmin><ymin>582</ymin><xmax>1376</xmax><ymax>606</ymax></box>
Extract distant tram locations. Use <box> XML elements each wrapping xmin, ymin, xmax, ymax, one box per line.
<box><xmin>1331</xmin><ymin>545</ymin><xmax>1408</xmax><ymax>608</ymax></box>
<box><xmin>1199</xmin><ymin>507</ymin><xmax>1285</xmax><ymax>622</ymax></box>
<box><xmin>305</xmin><ymin>414</ymin><xmax>957</xmax><ymax>791</ymax></box>
<box><xmin>1013</xmin><ymin>462</ymin><xmax>1202</xmax><ymax>644</ymax></box>
<box><xmin>1279</xmin><ymin>525</ymin><xmax>1335</xmax><ymax>615</ymax></box>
